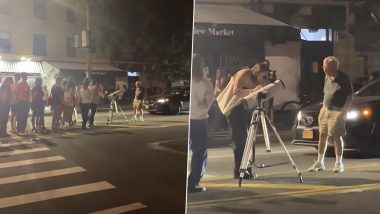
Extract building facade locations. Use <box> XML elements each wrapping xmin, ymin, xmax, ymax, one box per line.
<box><xmin>0</xmin><ymin>0</ymin><xmax>122</xmax><ymax>88</ymax></box>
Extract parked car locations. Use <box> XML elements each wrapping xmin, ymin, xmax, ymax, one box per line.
<box><xmin>143</xmin><ymin>86</ymin><xmax>190</xmax><ymax>115</ymax></box>
<box><xmin>293</xmin><ymin>79</ymin><xmax>380</xmax><ymax>155</ymax></box>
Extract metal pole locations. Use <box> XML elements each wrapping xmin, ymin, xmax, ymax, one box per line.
<box><xmin>86</xmin><ymin>0</ymin><xmax>92</xmax><ymax>80</ymax></box>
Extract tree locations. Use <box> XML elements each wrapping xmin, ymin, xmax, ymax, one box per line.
<box><xmin>92</xmin><ymin>0</ymin><xmax>193</xmax><ymax>81</ymax></box>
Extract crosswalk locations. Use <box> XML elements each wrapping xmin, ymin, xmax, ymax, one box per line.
<box><xmin>0</xmin><ymin>139</ymin><xmax>146</xmax><ymax>213</ymax></box>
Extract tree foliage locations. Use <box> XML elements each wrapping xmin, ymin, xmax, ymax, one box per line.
<box><xmin>92</xmin><ymin>0</ymin><xmax>193</xmax><ymax>81</ymax></box>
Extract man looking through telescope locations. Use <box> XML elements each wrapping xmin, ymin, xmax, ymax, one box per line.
<box><xmin>217</xmin><ymin>62</ymin><xmax>271</xmax><ymax>179</ymax></box>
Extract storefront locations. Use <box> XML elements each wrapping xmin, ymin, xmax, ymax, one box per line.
<box><xmin>193</xmin><ymin>3</ymin><xmax>301</xmax><ymax>108</ymax></box>
<box><xmin>42</xmin><ymin>61</ymin><xmax>124</xmax><ymax>89</ymax></box>
<box><xmin>0</xmin><ymin>59</ymin><xmax>43</xmax><ymax>86</ymax></box>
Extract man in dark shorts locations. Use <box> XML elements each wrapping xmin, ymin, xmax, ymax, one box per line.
<box><xmin>308</xmin><ymin>56</ymin><xmax>352</xmax><ymax>173</ymax></box>
<box><xmin>10</xmin><ymin>73</ymin><xmax>21</xmax><ymax>133</ymax></box>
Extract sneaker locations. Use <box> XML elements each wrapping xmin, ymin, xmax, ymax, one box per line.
<box><xmin>333</xmin><ymin>163</ymin><xmax>344</xmax><ymax>173</ymax></box>
<box><xmin>307</xmin><ymin>161</ymin><xmax>326</xmax><ymax>172</ymax></box>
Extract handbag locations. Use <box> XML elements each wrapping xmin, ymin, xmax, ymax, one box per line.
<box><xmin>216</xmin><ymin>76</ymin><xmax>243</xmax><ymax>116</ymax></box>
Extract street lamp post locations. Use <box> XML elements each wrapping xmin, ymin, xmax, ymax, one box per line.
<box><xmin>86</xmin><ymin>0</ymin><xmax>92</xmax><ymax>81</ymax></box>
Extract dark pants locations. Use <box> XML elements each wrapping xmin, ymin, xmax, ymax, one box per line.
<box><xmin>0</xmin><ymin>103</ymin><xmax>10</xmax><ymax>136</ymax></box>
<box><xmin>16</xmin><ymin>101</ymin><xmax>30</xmax><ymax>133</ymax></box>
<box><xmin>80</xmin><ymin>103</ymin><xmax>90</xmax><ymax>128</ymax></box>
<box><xmin>228</xmin><ymin>103</ymin><xmax>255</xmax><ymax>173</ymax></box>
<box><xmin>89</xmin><ymin>103</ymin><xmax>97</xmax><ymax>126</ymax></box>
<box><xmin>210</xmin><ymin>102</ymin><xmax>228</xmax><ymax>131</ymax></box>
<box><xmin>188</xmin><ymin>119</ymin><xmax>208</xmax><ymax>189</ymax></box>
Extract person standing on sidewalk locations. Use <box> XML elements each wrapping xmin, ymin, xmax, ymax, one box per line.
<box><xmin>31</xmin><ymin>78</ymin><xmax>45</xmax><ymax>133</ymax></box>
<box><xmin>308</xmin><ymin>56</ymin><xmax>352</xmax><ymax>173</ymax></box>
<box><xmin>15</xmin><ymin>73</ymin><xmax>31</xmax><ymax>135</ymax></box>
<box><xmin>0</xmin><ymin>77</ymin><xmax>13</xmax><ymax>137</ymax></box>
<box><xmin>10</xmin><ymin>73</ymin><xmax>21</xmax><ymax>133</ymax></box>
<box><xmin>78</xmin><ymin>79</ymin><xmax>92</xmax><ymax>129</ymax></box>
<box><xmin>188</xmin><ymin>54</ymin><xmax>215</xmax><ymax>193</ymax></box>
<box><xmin>51</xmin><ymin>77</ymin><xmax>64</xmax><ymax>130</ymax></box>
<box><xmin>62</xmin><ymin>78</ymin><xmax>76</xmax><ymax>128</ymax></box>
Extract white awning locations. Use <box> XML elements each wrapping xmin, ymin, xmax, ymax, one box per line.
<box><xmin>45</xmin><ymin>61</ymin><xmax>122</xmax><ymax>72</ymax></box>
<box><xmin>0</xmin><ymin>60</ymin><xmax>43</xmax><ymax>74</ymax></box>
<box><xmin>195</xmin><ymin>4</ymin><xmax>290</xmax><ymax>26</ymax></box>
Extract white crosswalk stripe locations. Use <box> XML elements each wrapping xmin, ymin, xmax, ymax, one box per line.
<box><xmin>0</xmin><ymin>181</ymin><xmax>115</xmax><ymax>209</ymax></box>
<box><xmin>0</xmin><ymin>141</ymin><xmax>133</xmax><ymax>211</ymax></box>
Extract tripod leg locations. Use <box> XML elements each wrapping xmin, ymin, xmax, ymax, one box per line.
<box><xmin>239</xmin><ymin>110</ymin><xmax>259</xmax><ymax>187</ymax></box>
<box><xmin>264</xmin><ymin>114</ymin><xmax>304</xmax><ymax>183</ymax></box>
<box><xmin>261</xmin><ymin>111</ymin><xmax>271</xmax><ymax>152</ymax></box>
<box><xmin>117</xmin><ymin>103</ymin><xmax>129</xmax><ymax>122</ymax></box>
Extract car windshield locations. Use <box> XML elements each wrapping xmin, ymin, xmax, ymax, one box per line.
<box><xmin>355</xmin><ymin>79</ymin><xmax>380</xmax><ymax>97</ymax></box>
<box><xmin>161</xmin><ymin>87</ymin><xmax>185</xmax><ymax>95</ymax></box>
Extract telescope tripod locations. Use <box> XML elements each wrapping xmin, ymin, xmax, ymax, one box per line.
<box><xmin>107</xmin><ymin>100</ymin><xmax>129</xmax><ymax>125</ymax></box>
<box><xmin>238</xmin><ymin>106</ymin><xmax>304</xmax><ymax>187</ymax></box>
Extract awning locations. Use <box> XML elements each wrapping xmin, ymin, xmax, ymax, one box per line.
<box><xmin>0</xmin><ymin>60</ymin><xmax>43</xmax><ymax>74</ymax></box>
<box><xmin>194</xmin><ymin>4</ymin><xmax>290</xmax><ymax>26</ymax></box>
<box><xmin>45</xmin><ymin>61</ymin><xmax>122</xmax><ymax>72</ymax></box>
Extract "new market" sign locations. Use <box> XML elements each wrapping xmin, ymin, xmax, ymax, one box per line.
<box><xmin>194</xmin><ymin>27</ymin><xmax>235</xmax><ymax>37</ymax></box>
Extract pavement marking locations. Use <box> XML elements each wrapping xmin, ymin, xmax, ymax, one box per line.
<box><xmin>201</xmin><ymin>183</ymin><xmax>336</xmax><ymax>190</ymax></box>
<box><xmin>0</xmin><ymin>147</ymin><xmax>50</xmax><ymax>157</ymax></box>
<box><xmin>0</xmin><ymin>181</ymin><xmax>115</xmax><ymax>209</ymax></box>
<box><xmin>188</xmin><ymin>183</ymin><xmax>380</xmax><ymax>208</ymax></box>
<box><xmin>0</xmin><ymin>166</ymin><xmax>86</xmax><ymax>185</ymax></box>
<box><xmin>146</xmin><ymin>138</ymin><xmax>188</xmax><ymax>155</ymax></box>
<box><xmin>0</xmin><ymin>156</ymin><xmax>65</xmax><ymax>169</ymax></box>
<box><xmin>208</xmin><ymin>148</ymin><xmax>314</xmax><ymax>159</ymax></box>
<box><xmin>90</xmin><ymin>202</ymin><xmax>147</xmax><ymax>214</ymax></box>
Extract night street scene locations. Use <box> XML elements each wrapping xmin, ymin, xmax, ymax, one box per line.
<box><xmin>0</xmin><ymin>0</ymin><xmax>192</xmax><ymax>213</ymax></box>
<box><xmin>188</xmin><ymin>0</ymin><xmax>380</xmax><ymax>214</ymax></box>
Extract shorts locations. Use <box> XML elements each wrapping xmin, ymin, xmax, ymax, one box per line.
<box><xmin>318</xmin><ymin>106</ymin><xmax>345</xmax><ymax>137</ymax></box>
<box><xmin>133</xmin><ymin>99</ymin><xmax>143</xmax><ymax>109</ymax></box>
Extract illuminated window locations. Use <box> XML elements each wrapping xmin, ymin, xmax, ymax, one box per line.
<box><xmin>300</xmin><ymin>29</ymin><xmax>332</xmax><ymax>41</ymax></box>
<box><xmin>0</xmin><ymin>30</ymin><xmax>11</xmax><ymax>53</ymax></box>
<box><xmin>34</xmin><ymin>0</ymin><xmax>46</xmax><ymax>20</ymax></box>
<box><xmin>33</xmin><ymin>34</ymin><xmax>47</xmax><ymax>56</ymax></box>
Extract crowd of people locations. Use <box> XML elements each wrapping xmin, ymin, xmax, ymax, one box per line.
<box><xmin>0</xmin><ymin>73</ymin><xmax>106</xmax><ymax>138</ymax></box>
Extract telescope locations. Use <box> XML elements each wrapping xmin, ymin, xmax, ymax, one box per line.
<box><xmin>242</xmin><ymin>79</ymin><xmax>285</xmax><ymax>110</ymax></box>
<box><xmin>107</xmin><ymin>90</ymin><xmax>120</xmax><ymax>100</ymax></box>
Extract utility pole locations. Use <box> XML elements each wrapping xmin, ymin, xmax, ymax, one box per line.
<box><xmin>86</xmin><ymin>0</ymin><xmax>92</xmax><ymax>80</ymax></box>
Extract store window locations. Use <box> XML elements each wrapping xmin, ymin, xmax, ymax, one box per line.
<box><xmin>0</xmin><ymin>31</ymin><xmax>11</xmax><ymax>53</ymax></box>
<box><xmin>34</xmin><ymin>0</ymin><xmax>47</xmax><ymax>20</ymax></box>
<box><xmin>33</xmin><ymin>34</ymin><xmax>47</xmax><ymax>56</ymax></box>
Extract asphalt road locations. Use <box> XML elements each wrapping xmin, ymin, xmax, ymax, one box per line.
<box><xmin>0</xmin><ymin>113</ymin><xmax>189</xmax><ymax>213</ymax></box>
<box><xmin>187</xmin><ymin>130</ymin><xmax>380</xmax><ymax>214</ymax></box>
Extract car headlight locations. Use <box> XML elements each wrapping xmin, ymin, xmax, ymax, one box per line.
<box><xmin>347</xmin><ymin>108</ymin><xmax>372</xmax><ymax>120</ymax></box>
<box><xmin>304</xmin><ymin>114</ymin><xmax>314</xmax><ymax>125</ymax></box>
<box><xmin>157</xmin><ymin>98</ymin><xmax>169</xmax><ymax>103</ymax></box>
<box><xmin>297</xmin><ymin>111</ymin><xmax>314</xmax><ymax>125</ymax></box>
<box><xmin>346</xmin><ymin>110</ymin><xmax>359</xmax><ymax>120</ymax></box>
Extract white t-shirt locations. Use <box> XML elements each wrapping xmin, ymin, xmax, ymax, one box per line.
<box><xmin>190</xmin><ymin>79</ymin><xmax>215</xmax><ymax>120</ymax></box>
